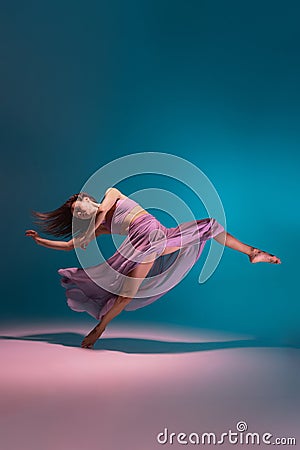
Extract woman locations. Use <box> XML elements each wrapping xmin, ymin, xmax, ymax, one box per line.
<box><xmin>25</xmin><ymin>187</ymin><xmax>281</xmax><ymax>349</ymax></box>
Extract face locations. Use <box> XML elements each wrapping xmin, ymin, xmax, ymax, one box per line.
<box><xmin>72</xmin><ymin>197</ymin><xmax>99</xmax><ymax>220</ymax></box>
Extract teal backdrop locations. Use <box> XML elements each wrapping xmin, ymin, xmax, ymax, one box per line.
<box><xmin>1</xmin><ymin>1</ymin><xmax>299</xmax><ymax>346</ymax></box>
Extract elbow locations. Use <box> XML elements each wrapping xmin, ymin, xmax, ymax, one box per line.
<box><xmin>106</xmin><ymin>187</ymin><xmax>122</xmax><ymax>201</ymax></box>
<box><xmin>97</xmin><ymin>204</ymin><xmax>106</xmax><ymax>213</ymax></box>
<box><xmin>112</xmin><ymin>187</ymin><xmax>122</xmax><ymax>199</ymax></box>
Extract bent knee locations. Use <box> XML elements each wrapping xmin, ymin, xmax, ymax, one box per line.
<box><xmin>116</xmin><ymin>295</ymin><xmax>132</xmax><ymax>305</ymax></box>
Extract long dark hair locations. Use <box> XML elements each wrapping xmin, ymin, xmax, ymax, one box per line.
<box><xmin>31</xmin><ymin>192</ymin><xmax>98</xmax><ymax>239</ymax></box>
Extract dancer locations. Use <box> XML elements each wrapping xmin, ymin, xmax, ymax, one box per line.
<box><xmin>25</xmin><ymin>187</ymin><xmax>281</xmax><ymax>349</ymax></box>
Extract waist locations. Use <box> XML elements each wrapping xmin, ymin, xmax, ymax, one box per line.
<box><xmin>121</xmin><ymin>206</ymin><xmax>150</xmax><ymax>234</ymax></box>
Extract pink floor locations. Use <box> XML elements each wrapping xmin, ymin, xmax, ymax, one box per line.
<box><xmin>0</xmin><ymin>321</ymin><xmax>299</xmax><ymax>450</ymax></box>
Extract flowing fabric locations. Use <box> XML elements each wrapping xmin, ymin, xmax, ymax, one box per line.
<box><xmin>58</xmin><ymin>197</ymin><xmax>225</xmax><ymax>320</ymax></box>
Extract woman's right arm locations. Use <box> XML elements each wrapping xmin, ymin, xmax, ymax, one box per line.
<box><xmin>25</xmin><ymin>227</ymin><xmax>110</xmax><ymax>251</ymax></box>
<box><xmin>25</xmin><ymin>230</ymin><xmax>72</xmax><ymax>251</ymax></box>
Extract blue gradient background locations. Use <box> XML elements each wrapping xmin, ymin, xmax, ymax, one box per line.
<box><xmin>1</xmin><ymin>1</ymin><xmax>299</xmax><ymax>345</ymax></box>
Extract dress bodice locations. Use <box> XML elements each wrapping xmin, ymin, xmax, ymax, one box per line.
<box><xmin>102</xmin><ymin>197</ymin><xmax>146</xmax><ymax>235</ymax></box>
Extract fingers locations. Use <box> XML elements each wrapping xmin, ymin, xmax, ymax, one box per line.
<box><xmin>25</xmin><ymin>230</ymin><xmax>40</xmax><ymax>243</ymax></box>
<box><xmin>25</xmin><ymin>230</ymin><xmax>37</xmax><ymax>237</ymax></box>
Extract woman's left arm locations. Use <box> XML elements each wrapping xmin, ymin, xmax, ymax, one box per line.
<box><xmin>80</xmin><ymin>188</ymin><xmax>122</xmax><ymax>245</ymax></box>
<box><xmin>92</xmin><ymin>188</ymin><xmax>122</xmax><ymax>230</ymax></box>
<box><xmin>100</xmin><ymin>187</ymin><xmax>123</xmax><ymax>212</ymax></box>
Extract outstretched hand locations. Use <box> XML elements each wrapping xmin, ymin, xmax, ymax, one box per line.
<box><xmin>25</xmin><ymin>229</ymin><xmax>40</xmax><ymax>243</ymax></box>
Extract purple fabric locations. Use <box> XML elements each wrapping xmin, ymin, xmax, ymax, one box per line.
<box><xmin>58</xmin><ymin>197</ymin><xmax>225</xmax><ymax>320</ymax></box>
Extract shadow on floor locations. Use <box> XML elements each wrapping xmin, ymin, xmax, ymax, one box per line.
<box><xmin>0</xmin><ymin>332</ymin><xmax>299</xmax><ymax>353</ymax></box>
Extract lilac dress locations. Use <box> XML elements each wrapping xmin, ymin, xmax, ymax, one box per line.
<box><xmin>58</xmin><ymin>197</ymin><xmax>225</xmax><ymax>321</ymax></box>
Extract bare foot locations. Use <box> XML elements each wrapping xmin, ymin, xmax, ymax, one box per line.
<box><xmin>249</xmin><ymin>248</ymin><xmax>281</xmax><ymax>264</ymax></box>
<box><xmin>81</xmin><ymin>325</ymin><xmax>106</xmax><ymax>349</ymax></box>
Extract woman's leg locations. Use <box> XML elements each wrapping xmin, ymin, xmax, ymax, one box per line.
<box><xmin>81</xmin><ymin>257</ymin><xmax>156</xmax><ymax>348</ymax></box>
<box><xmin>213</xmin><ymin>230</ymin><xmax>253</xmax><ymax>255</ymax></box>
<box><xmin>160</xmin><ymin>220</ymin><xmax>281</xmax><ymax>264</ymax></box>
<box><xmin>213</xmin><ymin>230</ymin><xmax>281</xmax><ymax>264</ymax></box>
<box><xmin>154</xmin><ymin>223</ymin><xmax>281</xmax><ymax>264</ymax></box>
